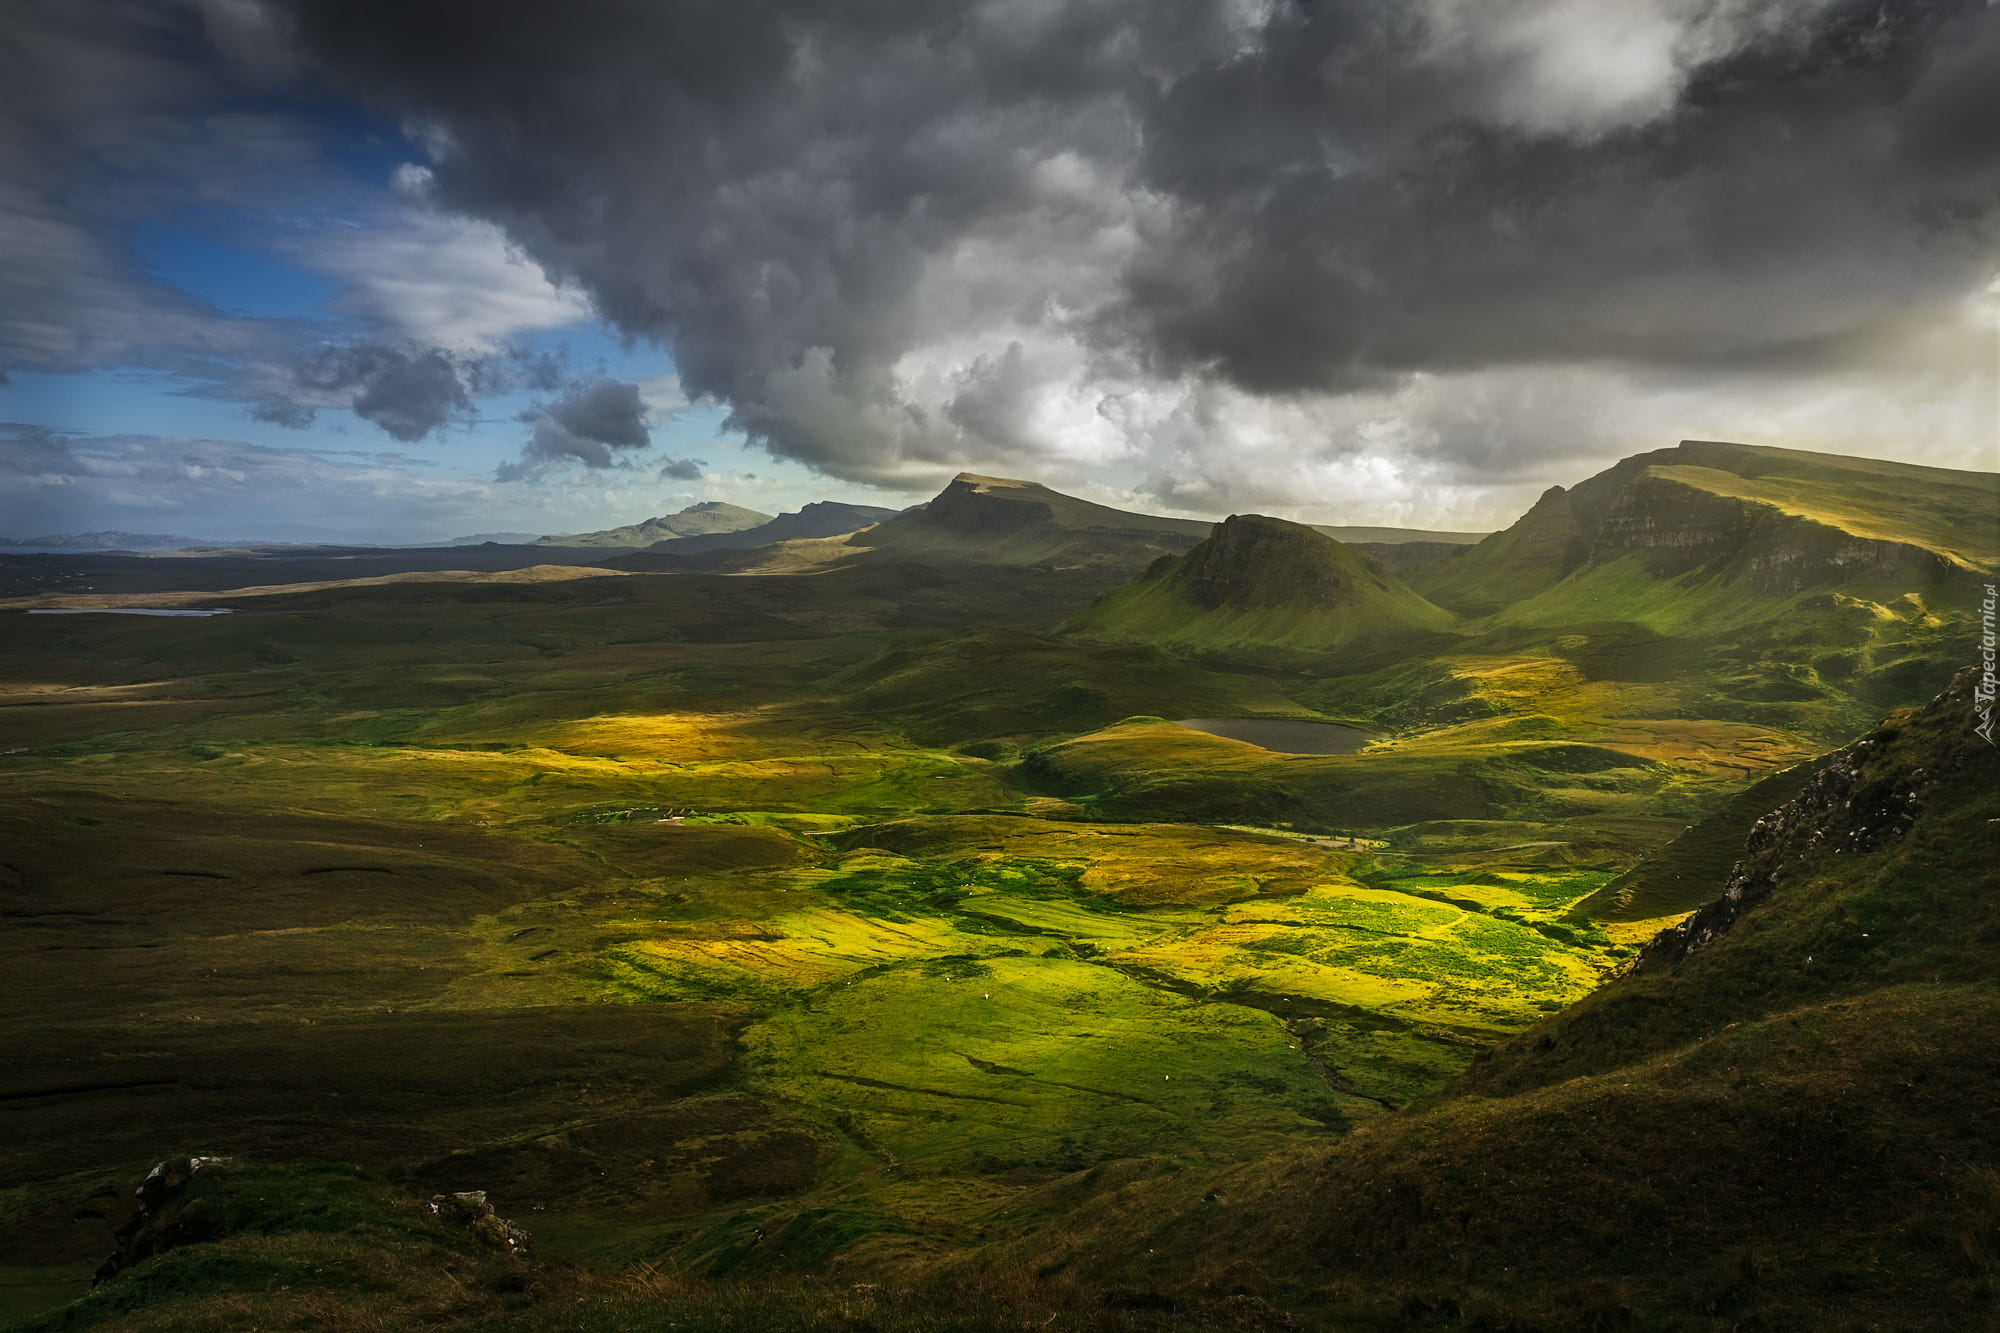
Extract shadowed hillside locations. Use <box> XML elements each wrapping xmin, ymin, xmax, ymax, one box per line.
<box><xmin>1064</xmin><ymin>513</ymin><xmax>1458</xmax><ymax>655</ymax></box>
<box><xmin>977</xmin><ymin>669</ymin><xmax>2000</xmax><ymax>1329</ymax></box>
<box><xmin>846</xmin><ymin>473</ymin><xmax>1213</xmax><ymax>570</ymax></box>
<box><xmin>12</xmin><ymin>674</ymin><xmax>1990</xmax><ymax>1332</ymax></box>
<box><xmin>851</xmin><ymin>475</ymin><xmax>1482</xmax><ymax>576</ymax></box>
<box><xmin>2</xmin><ymin>444</ymin><xmax>1994</xmax><ymax>1333</ymax></box>
<box><xmin>628</xmin><ymin>501</ymin><xmax>901</xmax><ymax>558</ymax></box>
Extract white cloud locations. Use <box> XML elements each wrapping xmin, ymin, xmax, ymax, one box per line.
<box><xmin>1413</xmin><ymin>0</ymin><xmax>1837</xmax><ymax>140</ymax></box>
<box><xmin>296</xmin><ymin>177</ymin><xmax>593</xmax><ymax>354</ymax></box>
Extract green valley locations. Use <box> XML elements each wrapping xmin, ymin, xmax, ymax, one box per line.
<box><xmin>1</xmin><ymin>442</ymin><xmax>1993</xmax><ymax>1331</ymax></box>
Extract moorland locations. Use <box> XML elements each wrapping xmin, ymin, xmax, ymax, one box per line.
<box><xmin>1</xmin><ymin>440</ymin><xmax>1995</xmax><ymax>1331</ymax></box>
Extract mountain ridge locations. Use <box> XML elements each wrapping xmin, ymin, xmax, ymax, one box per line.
<box><xmin>637</xmin><ymin>500</ymin><xmax>900</xmax><ymax>557</ymax></box>
<box><xmin>530</xmin><ymin>501</ymin><xmax>773</xmax><ymax>548</ymax></box>
<box><xmin>1414</xmin><ymin>440</ymin><xmax>1998</xmax><ymax>618</ymax></box>
<box><xmin>846</xmin><ymin>473</ymin><xmax>1485</xmax><ymax>574</ymax></box>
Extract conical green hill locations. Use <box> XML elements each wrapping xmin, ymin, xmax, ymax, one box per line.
<box><xmin>1063</xmin><ymin>513</ymin><xmax>1457</xmax><ymax>654</ymax></box>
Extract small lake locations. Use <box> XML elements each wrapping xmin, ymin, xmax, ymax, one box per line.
<box><xmin>1175</xmin><ymin>717</ymin><xmax>1376</xmax><ymax>755</ymax></box>
<box><xmin>26</xmin><ymin>608</ymin><xmax>234</xmax><ymax>617</ymax></box>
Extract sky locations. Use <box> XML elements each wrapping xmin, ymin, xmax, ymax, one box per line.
<box><xmin>1</xmin><ymin>0</ymin><xmax>1996</xmax><ymax>545</ymax></box>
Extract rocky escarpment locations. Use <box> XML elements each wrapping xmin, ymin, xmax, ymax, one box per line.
<box><xmin>1641</xmin><ymin>667</ymin><xmax>1979</xmax><ymax>968</ymax></box>
<box><xmin>1417</xmin><ymin>440</ymin><xmax>1989</xmax><ymax>614</ymax></box>
<box><xmin>1581</xmin><ymin>470</ymin><xmax>1957</xmax><ymax>596</ymax></box>
<box><xmin>920</xmin><ymin>475</ymin><xmax>1060</xmax><ymax>537</ymax></box>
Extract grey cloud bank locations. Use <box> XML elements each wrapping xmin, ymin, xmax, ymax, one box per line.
<box><xmin>1</xmin><ymin>0</ymin><xmax>1994</xmax><ymax>533</ymax></box>
<box><xmin>274</xmin><ymin>0</ymin><xmax>2000</xmax><ymax>510</ymax></box>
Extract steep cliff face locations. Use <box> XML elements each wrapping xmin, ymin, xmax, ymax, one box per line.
<box><xmin>1410</xmin><ymin>483</ymin><xmax>1586</xmax><ymax>613</ymax></box>
<box><xmin>1415</xmin><ymin>440</ymin><xmax>1993</xmax><ymax>617</ymax></box>
<box><xmin>1065</xmin><ymin>513</ymin><xmax>1456</xmax><ymax>654</ymax></box>
<box><xmin>1579</xmin><ymin>468</ymin><xmax>1959</xmax><ymax>595</ymax></box>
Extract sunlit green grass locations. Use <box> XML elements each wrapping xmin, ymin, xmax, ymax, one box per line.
<box><xmin>5</xmin><ymin>531</ymin><xmax>1988</xmax><ymax>1330</ymax></box>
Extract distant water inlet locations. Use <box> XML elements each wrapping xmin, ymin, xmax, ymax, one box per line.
<box><xmin>1174</xmin><ymin>717</ymin><xmax>1376</xmax><ymax>754</ymax></box>
<box><xmin>26</xmin><ymin>608</ymin><xmax>233</xmax><ymax>617</ymax></box>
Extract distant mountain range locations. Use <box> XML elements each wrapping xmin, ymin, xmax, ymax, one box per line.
<box><xmin>1407</xmin><ymin>439</ymin><xmax>1998</xmax><ymax>621</ymax></box>
<box><xmin>638</xmin><ymin>500</ymin><xmax>902</xmax><ymax>556</ymax></box>
<box><xmin>594</xmin><ymin>475</ymin><xmax>1490</xmax><ymax>577</ymax></box>
<box><xmin>434</xmin><ymin>531</ymin><xmax>544</xmax><ymax>546</ymax></box>
<box><xmin>1057</xmin><ymin>439</ymin><xmax>1997</xmax><ymax>667</ymax></box>
<box><xmin>842</xmin><ymin>473</ymin><xmax>1487</xmax><ymax>575</ymax></box>
<box><xmin>530</xmin><ymin>501</ymin><xmax>773</xmax><ymax>548</ymax></box>
<box><xmin>0</xmin><ymin>530</ymin><xmax>211</xmax><ymax>552</ymax></box>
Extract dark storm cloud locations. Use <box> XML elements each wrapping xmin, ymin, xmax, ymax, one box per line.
<box><xmin>275</xmin><ymin>0</ymin><xmax>1247</xmax><ymax>481</ymax></box>
<box><xmin>658</xmin><ymin>457</ymin><xmax>705</xmax><ymax>482</ymax></box>
<box><xmin>498</xmin><ymin>376</ymin><xmax>656</xmax><ymax>478</ymax></box>
<box><xmin>1115</xmin><ymin>0</ymin><xmax>2000</xmax><ymax>390</ymax></box>
<box><xmin>270</xmin><ymin>0</ymin><xmax>2000</xmax><ymax>486</ymax></box>
<box><xmin>547</xmin><ymin>378</ymin><xmax>650</xmax><ymax>450</ymax></box>
<box><xmin>292</xmin><ymin>342</ymin><xmax>474</xmax><ymax>442</ymax></box>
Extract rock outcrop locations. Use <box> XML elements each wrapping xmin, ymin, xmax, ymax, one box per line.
<box><xmin>93</xmin><ymin>1156</ymin><xmax>234</xmax><ymax>1286</ymax></box>
<box><xmin>1641</xmin><ymin>667</ymin><xmax>1979</xmax><ymax>968</ymax></box>
<box><xmin>422</xmin><ymin>1189</ymin><xmax>531</xmax><ymax>1254</ymax></box>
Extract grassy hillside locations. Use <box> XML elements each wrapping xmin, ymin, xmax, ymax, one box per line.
<box><xmin>2</xmin><ymin>443</ymin><xmax>1993</xmax><ymax>1332</ymax></box>
<box><xmin>11</xmin><ymin>671</ymin><xmax>1989</xmax><ymax>1331</ymax></box>
<box><xmin>1415</xmin><ymin>440</ymin><xmax>1998</xmax><ymax>620</ymax></box>
<box><xmin>1064</xmin><ymin>514</ymin><xmax>1458</xmax><ymax>656</ymax></box>
<box><xmin>1647</xmin><ymin>440</ymin><xmax>1998</xmax><ymax>572</ymax></box>
<box><xmin>826</xmin><ymin>628</ymin><xmax>1305</xmax><ymax>748</ymax></box>
<box><xmin>972</xmin><ymin>669</ymin><xmax>2000</xmax><ymax>1330</ymax></box>
<box><xmin>0</xmin><ymin>561</ymin><xmax>1639</xmax><ymax>1327</ymax></box>
<box><xmin>846</xmin><ymin>473</ymin><xmax>1211</xmax><ymax>571</ymax></box>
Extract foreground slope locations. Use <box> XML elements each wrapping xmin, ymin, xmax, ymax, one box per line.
<box><xmin>1064</xmin><ymin>513</ymin><xmax>1457</xmax><ymax>655</ymax></box>
<box><xmin>995</xmin><ymin>669</ymin><xmax>1998</xmax><ymax>1329</ymax></box>
<box><xmin>11</xmin><ymin>652</ymin><xmax>1991</xmax><ymax>1330</ymax></box>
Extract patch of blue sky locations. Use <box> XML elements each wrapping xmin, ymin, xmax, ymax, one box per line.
<box><xmin>126</xmin><ymin>222</ymin><xmax>342</xmax><ymax>321</ymax></box>
<box><xmin>312</xmin><ymin>105</ymin><xmax>419</xmax><ymax>190</ymax></box>
<box><xmin>517</xmin><ymin>324</ymin><xmax>669</xmax><ymax>385</ymax></box>
<box><xmin>0</xmin><ymin>369</ymin><xmax>292</xmax><ymax>443</ymax></box>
